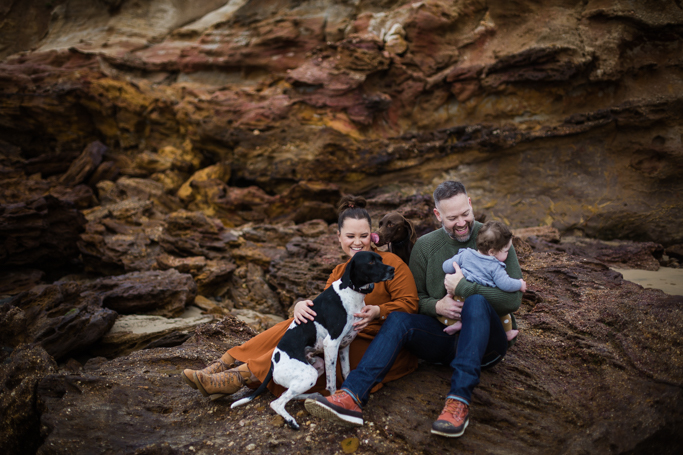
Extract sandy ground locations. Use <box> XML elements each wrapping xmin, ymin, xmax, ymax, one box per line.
<box><xmin>613</xmin><ymin>267</ymin><xmax>683</xmax><ymax>296</ymax></box>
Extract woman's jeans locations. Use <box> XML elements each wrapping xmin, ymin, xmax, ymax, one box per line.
<box><xmin>342</xmin><ymin>294</ymin><xmax>508</xmax><ymax>407</ymax></box>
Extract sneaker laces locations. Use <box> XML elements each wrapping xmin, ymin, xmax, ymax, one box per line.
<box><xmin>443</xmin><ymin>400</ymin><xmax>467</xmax><ymax>420</ymax></box>
<box><xmin>329</xmin><ymin>390</ymin><xmax>360</xmax><ymax>410</ymax></box>
<box><xmin>330</xmin><ymin>390</ymin><xmax>349</xmax><ymax>404</ymax></box>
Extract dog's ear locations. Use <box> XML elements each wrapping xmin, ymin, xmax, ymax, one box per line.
<box><xmin>344</xmin><ymin>253</ymin><xmax>357</xmax><ymax>285</ymax></box>
<box><xmin>405</xmin><ymin>217</ymin><xmax>417</xmax><ymax>244</ymax></box>
<box><xmin>339</xmin><ymin>255</ymin><xmax>354</xmax><ymax>290</ymax></box>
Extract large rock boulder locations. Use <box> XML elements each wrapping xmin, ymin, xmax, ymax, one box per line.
<box><xmin>0</xmin><ymin>281</ymin><xmax>117</xmax><ymax>361</ymax></box>
<box><xmin>86</xmin><ymin>269</ymin><xmax>197</xmax><ymax>318</ymax></box>
<box><xmin>91</xmin><ymin>310</ymin><xmax>215</xmax><ymax>358</ymax></box>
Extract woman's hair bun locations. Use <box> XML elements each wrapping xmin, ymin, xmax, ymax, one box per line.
<box><xmin>337</xmin><ymin>195</ymin><xmax>367</xmax><ymax>213</ymax></box>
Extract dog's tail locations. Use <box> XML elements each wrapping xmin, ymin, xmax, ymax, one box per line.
<box><xmin>230</xmin><ymin>363</ymin><xmax>273</xmax><ymax>409</ymax></box>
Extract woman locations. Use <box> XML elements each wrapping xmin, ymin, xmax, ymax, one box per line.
<box><xmin>182</xmin><ymin>195</ymin><xmax>419</xmax><ymax>399</ymax></box>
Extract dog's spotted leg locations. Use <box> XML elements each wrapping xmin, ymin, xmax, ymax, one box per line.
<box><xmin>270</xmin><ymin>390</ymin><xmax>303</xmax><ymax>430</ymax></box>
<box><xmin>322</xmin><ymin>338</ymin><xmax>341</xmax><ymax>394</ymax></box>
<box><xmin>338</xmin><ymin>344</ymin><xmax>351</xmax><ymax>380</ymax></box>
<box><xmin>270</xmin><ymin>366</ymin><xmax>318</xmax><ymax>430</ymax></box>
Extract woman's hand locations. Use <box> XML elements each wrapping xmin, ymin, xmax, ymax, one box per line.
<box><xmin>444</xmin><ymin>262</ymin><xmax>464</xmax><ymax>295</ymax></box>
<box><xmin>293</xmin><ymin>299</ymin><xmax>316</xmax><ymax>324</ymax></box>
<box><xmin>353</xmin><ymin>305</ymin><xmax>381</xmax><ymax>332</ymax></box>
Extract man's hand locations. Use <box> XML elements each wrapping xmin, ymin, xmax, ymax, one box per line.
<box><xmin>444</xmin><ymin>261</ymin><xmax>464</xmax><ymax>295</ymax></box>
<box><xmin>435</xmin><ymin>294</ymin><xmax>464</xmax><ymax>320</ymax></box>
<box><xmin>353</xmin><ymin>305</ymin><xmax>380</xmax><ymax>332</ymax></box>
<box><xmin>520</xmin><ymin>279</ymin><xmax>527</xmax><ymax>293</ymax></box>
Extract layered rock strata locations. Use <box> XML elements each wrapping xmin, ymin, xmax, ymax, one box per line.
<box><xmin>0</xmin><ymin>0</ymin><xmax>681</xmax><ymax>243</ymax></box>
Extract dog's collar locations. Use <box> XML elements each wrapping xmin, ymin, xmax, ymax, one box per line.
<box><xmin>349</xmin><ymin>282</ymin><xmax>374</xmax><ymax>294</ymax></box>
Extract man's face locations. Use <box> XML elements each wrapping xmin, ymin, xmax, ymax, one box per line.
<box><xmin>434</xmin><ymin>193</ymin><xmax>474</xmax><ymax>242</ymax></box>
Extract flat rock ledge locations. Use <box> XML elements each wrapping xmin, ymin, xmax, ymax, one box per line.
<box><xmin>91</xmin><ymin>310</ymin><xmax>215</xmax><ymax>358</ymax></box>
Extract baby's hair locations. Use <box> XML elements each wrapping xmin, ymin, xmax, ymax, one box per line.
<box><xmin>337</xmin><ymin>195</ymin><xmax>372</xmax><ymax>229</ymax></box>
<box><xmin>477</xmin><ymin>220</ymin><xmax>512</xmax><ymax>253</ymax></box>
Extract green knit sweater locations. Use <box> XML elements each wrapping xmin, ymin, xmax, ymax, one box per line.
<box><xmin>408</xmin><ymin>221</ymin><xmax>522</xmax><ymax>323</ymax></box>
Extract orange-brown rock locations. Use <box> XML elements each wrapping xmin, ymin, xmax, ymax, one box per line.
<box><xmin>1</xmin><ymin>0</ymin><xmax>681</xmax><ymax>244</ymax></box>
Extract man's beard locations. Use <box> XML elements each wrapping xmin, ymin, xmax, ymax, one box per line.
<box><xmin>444</xmin><ymin>219</ymin><xmax>473</xmax><ymax>242</ymax></box>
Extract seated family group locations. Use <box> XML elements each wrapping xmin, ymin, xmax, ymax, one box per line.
<box><xmin>181</xmin><ymin>180</ymin><xmax>524</xmax><ymax>438</ymax></box>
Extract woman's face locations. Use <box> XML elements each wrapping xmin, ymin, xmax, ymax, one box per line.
<box><xmin>338</xmin><ymin>217</ymin><xmax>372</xmax><ymax>258</ymax></box>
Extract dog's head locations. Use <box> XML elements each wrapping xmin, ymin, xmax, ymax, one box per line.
<box><xmin>342</xmin><ymin>251</ymin><xmax>395</xmax><ymax>294</ymax></box>
<box><xmin>374</xmin><ymin>212</ymin><xmax>417</xmax><ymax>248</ymax></box>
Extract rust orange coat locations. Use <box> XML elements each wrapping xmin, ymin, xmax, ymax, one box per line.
<box><xmin>228</xmin><ymin>250</ymin><xmax>419</xmax><ymax>397</ymax></box>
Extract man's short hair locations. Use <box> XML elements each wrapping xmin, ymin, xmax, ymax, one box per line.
<box><xmin>433</xmin><ymin>181</ymin><xmax>467</xmax><ymax>205</ymax></box>
<box><xmin>477</xmin><ymin>220</ymin><xmax>513</xmax><ymax>253</ymax></box>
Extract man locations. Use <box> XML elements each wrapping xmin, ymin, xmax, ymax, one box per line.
<box><xmin>305</xmin><ymin>181</ymin><xmax>523</xmax><ymax>437</ymax></box>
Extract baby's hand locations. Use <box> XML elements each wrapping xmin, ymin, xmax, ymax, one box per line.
<box><xmin>293</xmin><ymin>300</ymin><xmax>316</xmax><ymax>324</ymax></box>
<box><xmin>520</xmin><ymin>279</ymin><xmax>527</xmax><ymax>293</ymax></box>
<box><xmin>443</xmin><ymin>321</ymin><xmax>462</xmax><ymax>335</ymax></box>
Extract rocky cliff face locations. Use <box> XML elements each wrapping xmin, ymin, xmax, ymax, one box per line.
<box><xmin>1</xmin><ymin>0</ymin><xmax>682</xmax><ymax>243</ymax></box>
<box><xmin>1</xmin><ymin>1</ymin><xmax>683</xmax><ymax>454</ymax></box>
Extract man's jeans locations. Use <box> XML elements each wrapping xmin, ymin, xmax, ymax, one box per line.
<box><xmin>342</xmin><ymin>294</ymin><xmax>508</xmax><ymax>407</ymax></box>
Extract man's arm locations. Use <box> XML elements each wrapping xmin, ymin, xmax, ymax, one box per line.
<box><xmin>453</xmin><ymin>245</ymin><xmax>523</xmax><ymax>316</ymax></box>
<box><xmin>409</xmin><ymin>240</ymin><xmax>442</xmax><ymax>317</ymax></box>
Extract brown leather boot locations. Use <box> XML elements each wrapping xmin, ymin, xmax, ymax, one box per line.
<box><xmin>195</xmin><ymin>366</ymin><xmax>250</xmax><ymax>400</ymax></box>
<box><xmin>181</xmin><ymin>360</ymin><xmax>231</xmax><ymax>389</ymax></box>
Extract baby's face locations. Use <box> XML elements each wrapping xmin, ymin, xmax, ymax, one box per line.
<box><xmin>491</xmin><ymin>240</ymin><xmax>512</xmax><ymax>262</ymax></box>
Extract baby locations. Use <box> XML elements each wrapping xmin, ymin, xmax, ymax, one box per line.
<box><xmin>441</xmin><ymin>220</ymin><xmax>526</xmax><ymax>341</ymax></box>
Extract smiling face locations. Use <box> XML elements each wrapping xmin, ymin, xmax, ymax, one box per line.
<box><xmin>338</xmin><ymin>217</ymin><xmax>373</xmax><ymax>258</ymax></box>
<box><xmin>434</xmin><ymin>193</ymin><xmax>475</xmax><ymax>242</ymax></box>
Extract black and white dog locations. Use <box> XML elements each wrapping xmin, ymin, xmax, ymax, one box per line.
<box><xmin>231</xmin><ymin>251</ymin><xmax>394</xmax><ymax>429</ymax></box>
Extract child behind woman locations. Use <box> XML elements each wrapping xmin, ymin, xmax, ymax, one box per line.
<box><xmin>441</xmin><ymin>220</ymin><xmax>526</xmax><ymax>341</ymax></box>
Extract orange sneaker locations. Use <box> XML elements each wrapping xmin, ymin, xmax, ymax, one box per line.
<box><xmin>431</xmin><ymin>398</ymin><xmax>469</xmax><ymax>437</ymax></box>
<box><xmin>305</xmin><ymin>390</ymin><xmax>363</xmax><ymax>426</ymax></box>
